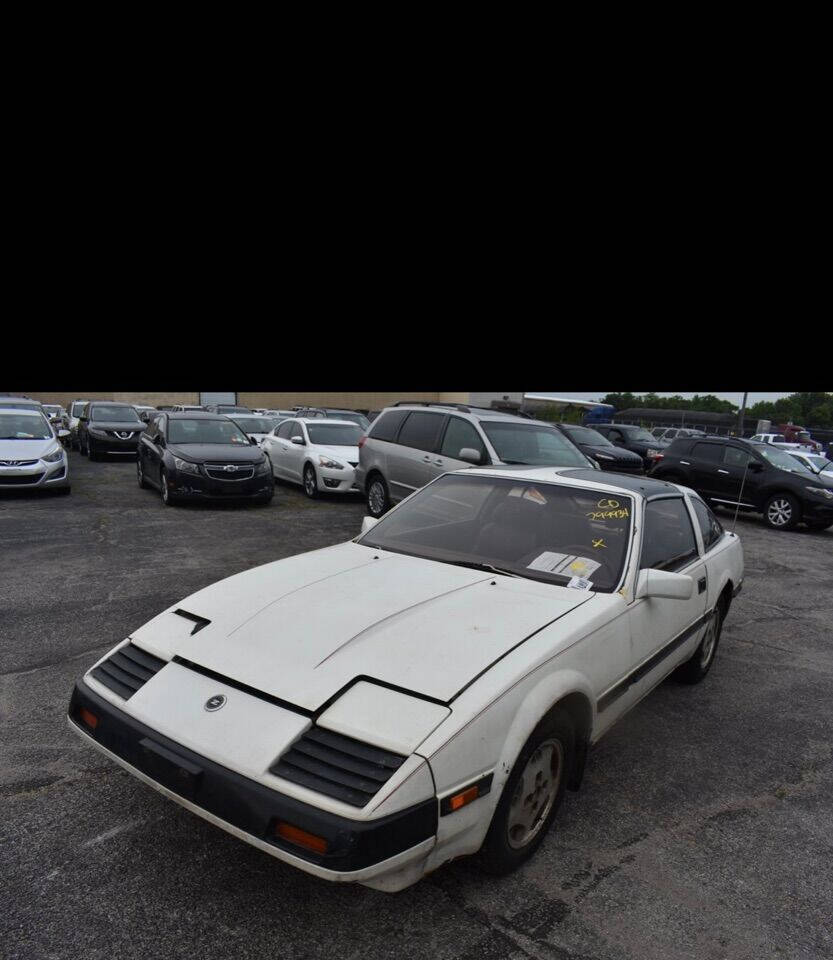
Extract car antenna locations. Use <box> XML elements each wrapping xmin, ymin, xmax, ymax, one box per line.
<box><xmin>732</xmin><ymin>454</ymin><xmax>752</xmax><ymax>532</ymax></box>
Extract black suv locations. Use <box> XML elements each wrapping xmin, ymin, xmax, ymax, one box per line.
<box><xmin>78</xmin><ymin>402</ymin><xmax>146</xmax><ymax>460</ymax></box>
<box><xmin>555</xmin><ymin>423</ymin><xmax>644</xmax><ymax>474</ymax></box>
<box><xmin>650</xmin><ymin>436</ymin><xmax>833</xmax><ymax>531</ymax></box>
<box><xmin>593</xmin><ymin>423</ymin><xmax>668</xmax><ymax>468</ymax></box>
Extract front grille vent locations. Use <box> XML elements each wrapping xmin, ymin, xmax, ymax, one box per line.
<box><xmin>0</xmin><ymin>473</ymin><xmax>43</xmax><ymax>485</ymax></box>
<box><xmin>90</xmin><ymin>643</ymin><xmax>166</xmax><ymax>700</ymax></box>
<box><xmin>347</xmin><ymin>460</ymin><xmax>358</xmax><ymax>467</ymax></box>
<box><xmin>205</xmin><ymin>463</ymin><xmax>255</xmax><ymax>481</ymax></box>
<box><xmin>270</xmin><ymin>727</ymin><xmax>406</xmax><ymax>808</ymax></box>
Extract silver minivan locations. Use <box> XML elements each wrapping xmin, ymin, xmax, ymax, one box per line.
<box><xmin>356</xmin><ymin>402</ymin><xmax>594</xmax><ymax>517</ymax></box>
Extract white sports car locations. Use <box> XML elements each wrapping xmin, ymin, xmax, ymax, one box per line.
<box><xmin>68</xmin><ymin>466</ymin><xmax>743</xmax><ymax>891</ymax></box>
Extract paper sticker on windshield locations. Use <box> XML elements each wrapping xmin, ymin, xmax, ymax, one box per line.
<box><xmin>522</xmin><ymin>488</ymin><xmax>547</xmax><ymax>505</ymax></box>
<box><xmin>567</xmin><ymin>576</ymin><xmax>593</xmax><ymax>591</ymax></box>
<box><xmin>527</xmin><ymin>552</ymin><xmax>569</xmax><ymax>572</ymax></box>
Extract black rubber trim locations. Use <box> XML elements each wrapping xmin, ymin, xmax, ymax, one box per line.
<box><xmin>68</xmin><ymin>681</ymin><xmax>437</xmax><ymax>872</ymax></box>
<box><xmin>439</xmin><ymin>773</ymin><xmax>494</xmax><ymax>816</ymax></box>
<box><xmin>597</xmin><ymin>609</ymin><xmax>714</xmax><ymax>713</ymax></box>
<box><xmin>173</xmin><ymin>609</ymin><xmax>211</xmax><ymax>635</ymax></box>
<box><xmin>732</xmin><ymin>582</ymin><xmax>743</xmax><ymax>597</ymax></box>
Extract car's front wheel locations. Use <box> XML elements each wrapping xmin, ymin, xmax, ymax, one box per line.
<box><xmin>366</xmin><ymin>474</ymin><xmax>390</xmax><ymax>518</ymax></box>
<box><xmin>478</xmin><ymin>709</ymin><xmax>574</xmax><ymax>875</ymax></box>
<box><xmin>160</xmin><ymin>469</ymin><xmax>176</xmax><ymax>507</ymax></box>
<box><xmin>303</xmin><ymin>464</ymin><xmax>319</xmax><ymax>499</ymax></box>
<box><xmin>763</xmin><ymin>492</ymin><xmax>799</xmax><ymax>530</ymax></box>
<box><xmin>137</xmin><ymin>457</ymin><xmax>148</xmax><ymax>489</ymax></box>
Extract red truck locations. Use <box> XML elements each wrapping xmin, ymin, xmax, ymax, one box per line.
<box><xmin>777</xmin><ymin>424</ymin><xmax>821</xmax><ymax>452</ymax></box>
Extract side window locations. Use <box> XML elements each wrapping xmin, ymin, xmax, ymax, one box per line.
<box><xmin>750</xmin><ymin>435</ymin><xmax>761</xmax><ymax>442</ymax></box>
<box><xmin>441</xmin><ymin>417</ymin><xmax>487</xmax><ymax>463</ymax></box>
<box><xmin>693</xmin><ymin>442</ymin><xmax>723</xmax><ymax>463</ymax></box>
<box><xmin>279</xmin><ymin>420</ymin><xmax>298</xmax><ymax>439</ymax></box>
<box><xmin>641</xmin><ymin>498</ymin><xmax>699</xmax><ymax>572</ymax></box>
<box><xmin>691</xmin><ymin>497</ymin><xmax>723</xmax><ymax>550</ymax></box>
<box><xmin>608</xmin><ymin>429</ymin><xmax>623</xmax><ymax>443</ymax></box>
<box><xmin>724</xmin><ymin>447</ymin><xmax>752</xmax><ymax>468</ymax></box>
<box><xmin>397</xmin><ymin>412</ymin><xmax>444</xmax><ymax>453</ymax></box>
<box><xmin>276</xmin><ymin>420</ymin><xmax>292</xmax><ymax>439</ymax></box>
<box><xmin>368</xmin><ymin>409</ymin><xmax>409</xmax><ymax>443</ymax></box>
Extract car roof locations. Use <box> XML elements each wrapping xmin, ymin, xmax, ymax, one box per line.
<box><xmin>461</xmin><ymin>464</ymin><xmax>683</xmax><ymax>499</ymax></box>
<box><xmin>384</xmin><ymin>403</ymin><xmax>539</xmax><ymax>425</ymax></box>
<box><xmin>164</xmin><ymin>411</ymin><xmax>227</xmax><ymax>420</ymax></box>
<box><xmin>296</xmin><ymin>418</ymin><xmax>359</xmax><ymax>427</ymax></box>
<box><xmin>89</xmin><ymin>401</ymin><xmax>135</xmax><ymax>407</ymax></box>
<box><xmin>0</xmin><ymin>396</ymin><xmax>41</xmax><ymax>405</ymax></box>
<box><xmin>0</xmin><ymin>406</ymin><xmax>45</xmax><ymax>416</ymax></box>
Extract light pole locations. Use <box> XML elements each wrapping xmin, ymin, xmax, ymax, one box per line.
<box><xmin>737</xmin><ymin>391</ymin><xmax>748</xmax><ymax>437</ymax></box>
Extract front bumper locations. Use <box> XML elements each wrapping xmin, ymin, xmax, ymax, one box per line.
<box><xmin>0</xmin><ymin>458</ymin><xmax>69</xmax><ymax>489</ymax></box>
<box><xmin>802</xmin><ymin>498</ymin><xmax>833</xmax><ymax>523</ymax></box>
<box><xmin>88</xmin><ymin>433</ymin><xmax>141</xmax><ymax>455</ymax></box>
<box><xmin>67</xmin><ymin>681</ymin><xmax>437</xmax><ymax>878</ymax></box>
<box><xmin>168</xmin><ymin>467</ymin><xmax>273</xmax><ymax>499</ymax></box>
<box><xmin>318</xmin><ymin>464</ymin><xmax>361</xmax><ymax>493</ymax></box>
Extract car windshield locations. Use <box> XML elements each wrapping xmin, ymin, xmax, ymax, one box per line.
<box><xmin>326</xmin><ymin>411</ymin><xmax>370</xmax><ymax>430</ymax></box>
<box><xmin>0</xmin><ymin>412</ymin><xmax>53</xmax><ymax>439</ymax></box>
<box><xmin>790</xmin><ymin>453</ymin><xmax>830</xmax><ymax>473</ymax></box>
<box><xmin>482</xmin><ymin>423</ymin><xmax>589</xmax><ymax>467</ymax></box>
<box><xmin>563</xmin><ymin>425</ymin><xmax>613</xmax><ymax>447</ymax></box>
<box><xmin>624</xmin><ymin>427</ymin><xmax>657</xmax><ymax>443</ymax></box>
<box><xmin>43</xmin><ymin>406</ymin><xmax>61</xmax><ymax>415</ymax></box>
<box><xmin>360</xmin><ymin>474</ymin><xmax>633</xmax><ymax>593</ymax></box>
<box><xmin>231</xmin><ymin>416</ymin><xmax>276</xmax><ymax>434</ymax></box>
<box><xmin>754</xmin><ymin>444</ymin><xmax>814</xmax><ymax>474</ymax></box>
<box><xmin>91</xmin><ymin>405</ymin><xmax>141</xmax><ymax>423</ymax></box>
<box><xmin>307</xmin><ymin>423</ymin><xmax>363</xmax><ymax>446</ymax></box>
<box><xmin>168</xmin><ymin>419</ymin><xmax>251</xmax><ymax>445</ymax></box>
<box><xmin>217</xmin><ymin>406</ymin><xmax>250</xmax><ymax>414</ymax></box>
<box><xmin>70</xmin><ymin>403</ymin><xmax>87</xmax><ymax>416</ymax></box>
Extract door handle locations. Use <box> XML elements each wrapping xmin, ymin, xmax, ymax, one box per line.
<box><xmin>680</xmin><ymin>460</ymin><xmax>690</xmax><ymax>465</ymax></box>
<box><xmin>698</xmin><ymin>576</ymin><xmax>707</xmax><ymax>594</ymax></box>
<box><xmin>717</xmin><ymin>469</ymin><xmax>729</xmax><ymax>474</ymax></box>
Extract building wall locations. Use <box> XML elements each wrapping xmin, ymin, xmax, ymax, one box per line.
<box><xmin>23</xmin><ymin>391</ymin><xmax>200</xmax><ymax>408</ymax></box>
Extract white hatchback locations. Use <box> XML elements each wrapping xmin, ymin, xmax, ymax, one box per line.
<box><xmin>0</xmin><ymin>407</ymin><xmax>70</xmax><ymax>493</ymax></box>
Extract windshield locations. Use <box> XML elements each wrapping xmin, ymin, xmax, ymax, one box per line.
<box><xmin>217</xmin><ymin>406</ymin><xmax>250</xmax><ymax>414</ymax></box>
<box><xmin>754</xmin><ymin>444</ymin><xmax>814</xmax><ymax>473</ymax></box>
<box><xmin>624</xmin><ymin>427</ymin><xmax>657</xmax><ymax>443</ymax></box>
<box><xmin>360</xmin><ymin>474</ymin><xmax>632</xmax><ymax>592</ymax></box>
<box><xmin>790</xmin><ymin>453</ymin><xmax>830</xmax><ymax>472</ymax></box>
<box><xmin>70</xmin><ymin>403</ymin><xmax>87</xmax><ymax>417</ymax></box>
<box><xmin>563</xmin><ymin>425</ymin><xmax>613</xmax><ymax>447</ymax></box>
<box><xmin>0</xmin><ymin>412</ymin><xmax>53</xmax><ymax>439</ymax></box>
<box><xmin>326</xmin><ymin>411</ymin><xmax>370</xmax><ymax>430</ymax></box>
<box><xmin>91</xmin><ymin>405</ymin><xmax>141</xmax><ymax>423</ymax></box>
<box><xmin>482</xmin><ymin>423</ymin><xmax>589</xmax><ymax>467</ymax></box>
<box><xmin>307</xmin><ymin>423</ymin><xmax>363</xmax><ymax>446</ymax></box>
<box><xmin>231</xmin><ymin>416</ymin><xmax>277</xmax><ymax>434</ymax></box>
<box><xmin>168</xmin><ymin>419</ymin><xmax>251</xmax><ymax>445</ymax></box>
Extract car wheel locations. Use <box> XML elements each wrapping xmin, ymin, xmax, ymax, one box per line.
<box><xmin>87</xmin><ymin>437</ymin><xmax>98</xmax><ymax>461</ymax></box>
<box><xmin>478</xmin><ymin>709</ymin><xmax>574</xmax><ymax>875</ymax></box>
<box><xmin>366</xmin><ymin>474</ymin><xmax>390</xmax><ymax>517</ymax></box>
<box><xmin>137</xmin><ymin>457</ymin><xmax>149</xmax><ymax>489</ymax></box>
<box><xmin>763</xmin><ymin>492</ymin><xmax>800</xmax><ymax>530</ymax></box>
<box><xmin>675</xmin><ymin>603</ymin><xmax>723</xmax><ymax>684</ymax></box>
<box><xmin>160</xmin><ymin>469</ymin><xmax>176</xmax><ymax>507</ymax></box>
<box><xmin>303</xmin><ymin>464</ymin><xmax>319</xmax><ymax>499</ymax></box>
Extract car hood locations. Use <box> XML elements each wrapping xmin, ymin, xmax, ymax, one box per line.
<box><xmin>580</xmin><ymin>443</ymin><xmax>642</xmax><ymax>463</ymax></box>
<box><xmin>0</xmin><ymin>437</ymin><xmax>59</xmax><ymax>459</ymax></box>
<box><xmin>166</xmin><ymin>442</ymin><xmax>264</xmax><ymax>463</ymax></box>
<box><xmin>314</xmin><ymin>443</ymin><xmax>360</xmax><ymax>463</ymax></box>
<box><xmin>130</xmin><ymin>541</ymin><xmax>594</xmax><ymax>710</ymax></box>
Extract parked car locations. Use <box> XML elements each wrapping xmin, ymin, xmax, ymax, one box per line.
<box><xmin>66</xmin><ymin>399</ymin><xmax>92</xmax><ymax>450</ymax></box>
<box><xmin>357</xmin><ymin>403</ymin><xmax>593</xmax><ymax>518</ymax></box>
<box><xmin>262</xmin><ymin>418</ymin><xmax>363</xmax><ymax>498</ymax></box>
<box><xmin>171</xmin><ymin>404</ymin><xmax>207</xmax><ymax>413</ymax></box>
<box><xmin>77</xmin><ymin>402</ymin><xmax>147</xmax><ymax>461</ymax></box>
<box><xmin>555</xmin><ymin>423</ymin><xmax>643</xmax><ymax>474</ymax></box>
<box><xmin>133</xmin><ymin>405</ymin><xmax>161</xmax><ymax>424</ymax></box>
<box><xmin>649</xmin><ymin>436</ymin><xmax>833</xmax><ymax>531</ymax></box>
<box><xmin>652</xmin><ymin>428</ymin><xmax>706</xmax><ymax>442</ymax></box>
<box><xmin>786</xmin><ymin>450</ymin><xmax>833</xmax><ymax>482</ymax></box>
<box><xmin>68</xmin><ymin>465</ymin><xmax>743</xmax><ymax>891</ymax></box>
<box><xmin>137</xmin><ymin>412</ymin><xmax>274</xmax><ymax>506</ymax></box>
<box><xmin>204</xmin><ymin>404</ymin><xmax>252</xmax><ymax>415</ymax></box>
<box><xmin>0</xmin><ymin>396</ymin><xmax>45</xmax><ymax>413</ymax></box>
<box><xmin>0</xmin><ymin>407</ymin><xmax>70</xmax><ymax>493</ymax></box>
<box><xmin>748</xmin><ymin>432</ymin><xmax>803</xmax><ymax>451</ymax></box>
<box><xmin>228</xmin><ymin>414</ymin><xmax>279</xmax><ymax>445</ymax></box>
<box><xmin>593</xmin><ymin>423</ymin><xmax>668</xmax><ymax>469</ymax></box>
<box><xmin>42</xmin><ymin>404</ymin><xmax>68</xmax><ymax>431</ymax></box>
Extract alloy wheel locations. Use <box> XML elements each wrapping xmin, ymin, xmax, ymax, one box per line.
<box><xmin>767</xmin><ymin>498</ymin><xmax>792</xmax><ymax>526</ymax></box>
<box><xmin>506</xmin><ymin>739</ymin><xmax>563</xmax><ymax>849</ymax></box>
<box><xmin>368</xmin><ymin>480</ymin><xmax>386</xmax><ymax>516</ymax></box>
<box><xmin>304</xmin><ymin>467</ymin><xmax>316</xmax><ymax>497</ymax></box>
<box><xmin>700</xmin><ymin>615</ymin><xmax>719</xmax><ymax>668</ymax></box>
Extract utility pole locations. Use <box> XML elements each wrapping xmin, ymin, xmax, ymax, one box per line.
<box><xmin>737</xmin><ymin>391</ymin><xmax>748</xmax><ymax>437</ymax></box>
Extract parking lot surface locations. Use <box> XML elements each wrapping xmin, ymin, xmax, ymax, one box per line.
<box><xmin>2</xmin><ymin>452</ymin><xmax>832</xmax><ymax>960</ymax></box>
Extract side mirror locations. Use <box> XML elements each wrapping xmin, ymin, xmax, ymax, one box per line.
<box><xmin>361</xmin><ymin>516</ymin><xmax>379</xmax><ymax>535</ymax></box>
<box><xmin>748</xmin><ymin>460</ymin><xmax>763</xmax><ymax>472</ymax></box>
<box><xmin>249</xmin><ymin>436</ymin><xmax>258</xmax><ymax>445</ymax></box>
<box><xmin>591</xmin><ymin>458</ymin><xmax>601</xmax><ymax>470</ymax></box>
<box><xmin>636</xmin><ymin>569</ymin><xmax>694</xmax><ymax>601</ymax></box>
<box><xmin>291</xmin><ymin>435</ymin><xmax>305</xmax><ymax>445</ymax></box>
<box><xmin>458</xmin><ymin>447</ymin><xmax>483</xmax><ymax>465</ymax></box>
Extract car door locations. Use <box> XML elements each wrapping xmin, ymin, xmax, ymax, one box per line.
<box><xmin>435</xmin><ymin>415</ymin><xmax>489</xmax><ymax>477</ymax></box>
<box><xmin>269</xmin><ymin>419</ymin><xmax>296</xmax><ymax>479</ymax></box>
<box><xmin>694</xmin><ymin>442</ymin><xmax>761</xmax><ymax>509</ymax></box>
<box><xmin>386</xmin><ymin>411</ymin><xmax>446</xmax><ymax>500</ymax></box>
<box><xmin>627</xmin><ymin>496</ymin><xmax>708</xmax><ymax>700</ymax></box>
<box><xmin>689</xmin><ymin>441</ymin><xmax>726</xmax><ymax>501</ymax></box>
<box><xmin>282</xmin><ymin>420</ymin><xmax>308</xmax><ymax>482</ymax></box>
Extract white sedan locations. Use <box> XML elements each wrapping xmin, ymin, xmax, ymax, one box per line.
<box><xmin>0</xmin><ymin>407</ymin><xmax>71</xmax><ymax>493</ymax></box>
<box><xmin>261</xmin><ymin>417</ymin><xmax>363</xmax><ymax>497</ymax></box>
<box><xmin>68</xmin><ymin>466</ymin><xmax>743</xmax><ymax>891</ymax></box>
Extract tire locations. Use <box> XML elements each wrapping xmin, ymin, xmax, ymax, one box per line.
<box><xmin>366</xmin><ymin>473</ymin><xmax>390</xmax><ymax>518</ymax></box>
<box><xmin>256</xmin><ymin>480</ymin><xmax>275</xmax><ymax>505</ymax></box>
<box><xmin>137</xmin><ymin>457</ymin><xmax>149</xmax><ymax>489</ymax></box>
<box><xmin>87</xmin><ymin>437</ymin><xmax>98</xmax><ymax>461</ymax></box>
<box><xmin>160</xmin><ymin>469</ymin><xmax>176</xmax><ymax>507</ymax></box>
<box><xmin>763</xmin><ymin>492</ymin><xmax>800</xmax><ymax>530</ymax></box>
<box><xmin>303</xmin><ymin>464</ymin><xmax>319</xmax><ymax>499</ymax></box>
<box><xmin>675</xmin><ymin>603</ymin><xmax>723</xmax><ymax>684</ymax></box>
<box><xmin>478</xmin><ymin>709</ymin><xmax>574</xmax><ymax>876</ymax></box>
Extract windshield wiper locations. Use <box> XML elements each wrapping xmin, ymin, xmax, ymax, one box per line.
<box><xmin>442</xmin><ymin>559</ymin><xmax>521</xmax><ymax>577</ymax></box>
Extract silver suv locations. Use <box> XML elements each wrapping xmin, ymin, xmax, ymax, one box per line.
<box><xmin>357</xmin><ymin>402</ymin><xmax>594</xmax><ymax>517</ymax></box>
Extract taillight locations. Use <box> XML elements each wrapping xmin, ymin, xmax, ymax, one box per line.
<box><xmin>652</xmin><ymin>453</ymin><xmax>664</xmax><ymax>461</ymax></box>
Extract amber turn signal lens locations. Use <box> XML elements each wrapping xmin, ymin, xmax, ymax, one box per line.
<box><xmin>449</xmin><ymin>785</ymin><xmax>479</xmax><ymax>812</ymax></box>
<box><xmin>275</xmin><ymin>821</ymin><xmax>328</xmax><ymax>855</ymax></box>
<box><xmin>79</xmin><ymin>707</ymin><xmax>99</xmax><ymax>730</ymax></box>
